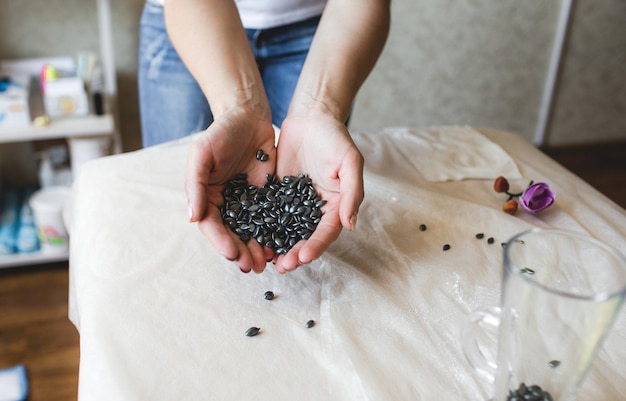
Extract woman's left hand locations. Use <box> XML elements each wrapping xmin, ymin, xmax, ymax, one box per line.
<box><xmin>273</xmin><ymin>110</ymin><xmax>364</xmax><ymax>273</ymax></box>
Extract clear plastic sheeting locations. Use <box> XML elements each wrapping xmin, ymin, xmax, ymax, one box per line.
<box><xmin>68</xmin><ymin>126</ymin><xmax>626</xmax><ymax>401</ymax></box>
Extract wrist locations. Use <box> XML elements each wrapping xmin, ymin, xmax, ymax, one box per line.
<box><xmin>209</xmin><ymin>81</ymin><xmax>272</xmax><ymax>123</ymax></box>
<box><xmin>288</xmin><ymin>86</ymin><xmax>348</xmax><ymax>122</ymax></box>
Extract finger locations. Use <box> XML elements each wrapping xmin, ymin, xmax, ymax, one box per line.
<box><xmin>263</xmin><ymin>246</ymin><xmax>275</xmax><ymax>263</ymax></box>
<box><xmin>217</xmin><ymin>230</ymin><xmax>263</xmax><ymax>274</ymax></box>
<box><xmin>197</xmin><ymin>204</ymin><xmax>239</xmax><ymax>261</ymax></box>
<box><xmin>274</xmin><ymin>241</ymin><xmax>305</xmax><ymax>273</ymax></box>
<box><xmin>338</xmin><ymin>151</ymin><xmax>364</xmax><ymax>231</ymax></box>
<box><xmin>247</xmin><ymin>240</ymin><xmax>268</xmax><ymax>274</ymax></box>
<box><xmin>204</xmin><ymin>220</ymin><xmax>258</xmax><ymax>273</ymax></box>
<box><xmin>185</xmin><ymin>139</ymin><xmax>212</xmax><ymax>222</ymax></box>
<box><xmin>297</xmin><ymin>210</ymin><xmax>342</xmax><ymax>265</ymax></box>
<box><xmin>234</xmin><ymin>240</ymin><xmax>256</xmax><ymax>273</ymax></box>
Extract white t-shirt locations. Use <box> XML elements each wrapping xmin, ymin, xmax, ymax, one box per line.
<box><xmin>148</xmin><ymin>0</ymin><xmax>327</xmax><ymax>29</ymax></box>
<box><xmin>237</xmin><ymin>0</ymin><xmax>326</xmax><ymax>29</ymax></box>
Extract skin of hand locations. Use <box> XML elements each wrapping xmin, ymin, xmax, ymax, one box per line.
<box><xmin>272</xmin><ymin>0</ymin><xmax>391</xmax><ymax>272</ymax></box>
<box><xmin>165</xmin><ymin>0</ymin><xmax>276</xmax><ymax>273</ymax></box>
<box><xmin>167</xmin><ymin>0</ymin><xmax>390</xmax><ymax>274</ymax></box>
<box><xmin>187</xmin><ymin>110</ymin><xmax>277</xmax><ymax>273</ymax></box>
<box><xmin>273</xmin><ymin>110</ymin><xmax>364</xmax><ymax>273</ymax></box>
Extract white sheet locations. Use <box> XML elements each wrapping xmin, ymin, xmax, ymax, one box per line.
<box><xmin>68</xmin><ymin>126</ymin><xmax>626</xmax><ymax>400</ymax></box>
<box><xmin>366</xmin><ymin>125</ymin><xmax>522</xmax><ymax>182</ymax></box>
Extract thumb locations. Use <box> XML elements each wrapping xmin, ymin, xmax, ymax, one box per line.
<box><xmin>185</xmin><ymin>139</ymin><xmax>211</xmax><ymax>222</ymax></box>
<box><xmin>338</xmin><ymin>152</ymin><xmax>364</xmax><ymax>231</ymax></box>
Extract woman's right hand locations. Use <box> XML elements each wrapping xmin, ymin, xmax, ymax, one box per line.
<box><xmin>185</xmin><ymin>106</ymin><xmax>276</xmax><ymax>273</ymax></box>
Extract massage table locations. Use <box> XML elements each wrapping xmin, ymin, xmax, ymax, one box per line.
<box><xmin>68</xmin><ymin>126</ymin><xmax>626</xmax><ymax>400</ymax></box>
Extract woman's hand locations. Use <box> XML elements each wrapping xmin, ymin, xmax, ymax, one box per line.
<box><xmin>273</xmin><ymin>110</ymin><xmax>364</xmax><ymax>273</ymax></box>
<box><xmin>266</xmin><ymin>0</ymin><xmax>389</xmax><ymax>273</ymax></box>
<box><xmin>185</xmin><ymin>107</ymin><xmax>276</xmax><ymax>273</ymax></box>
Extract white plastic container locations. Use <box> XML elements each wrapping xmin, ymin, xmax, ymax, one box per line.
<box><xmin>29</xmin><ymin>186</ymin><xmax>71</xmax><ymax>254</ymax></box>
<box><xmin>68</xmin><ymin>135</ymin><xmax>111</xmax><ymax>179</ymax></box>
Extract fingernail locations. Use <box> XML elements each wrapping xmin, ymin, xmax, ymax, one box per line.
<box><xmin>187</xmin><ymin>203</ymin><xmax>193</xmax><ymax>221</ymax></box>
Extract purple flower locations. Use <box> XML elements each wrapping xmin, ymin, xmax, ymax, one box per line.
<box><xmin>519</xmin><ymin>182</ymin><xmax>555</xmax><ymax>213</ymax></box>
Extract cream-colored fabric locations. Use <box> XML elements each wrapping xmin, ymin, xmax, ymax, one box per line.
<box><xmin>366</xmin><ymin>125</ymin><xmax>522</xmax><ymax>182</ymax></box>
<box><xmin>68</xmin><ymin>126</ymin><xmax>626</xmax><ymax>401</ymax></box>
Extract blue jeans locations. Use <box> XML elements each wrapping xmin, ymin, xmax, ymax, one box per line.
<box><xmin>138</xmin><ymin>3</ymin><xmax>320</xmax><ymax>147</ymax></box>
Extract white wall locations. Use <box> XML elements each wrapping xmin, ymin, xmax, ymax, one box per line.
<box><xmin>351</xmin><ymin>0</ymin><xmax>626</xmax><ymax>146</ymax></box>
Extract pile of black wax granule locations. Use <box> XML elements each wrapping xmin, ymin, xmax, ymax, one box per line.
<box><xmin>220</xmin><ymin>173</ymin><xmax>326</xmax><ymax>254</ymax></box>
<box><xmin>507</xmin><ymin>383</ymin><xmax>553</xmax><ymax>401</ymax></box>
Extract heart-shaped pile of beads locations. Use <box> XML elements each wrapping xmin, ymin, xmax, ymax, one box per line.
<box><xmin>221</xmin><ymin>173</ymin><xmax>326</xmax><ymax>254</ymax></box>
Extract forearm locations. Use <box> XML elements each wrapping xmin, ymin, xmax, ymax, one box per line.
<box><xmin>289</xmin><ymin>0</ymin><xmax>391</xmax><ymax>121</ymax></box>
<box><xmin>164</xmin><ymin>0</ymin><xmax>270</xmax><ymax>120</ymax></box>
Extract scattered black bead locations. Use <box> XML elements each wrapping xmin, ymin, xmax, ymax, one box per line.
<box><xmin>443</xmin><ymin>244</ymin><xmax>451</xmax><ymax>251</ymax></box>
<box><xmin>255</xmin><ymin>149</ymin><xmax>270</xmax><ymax>162</ymax></box>
<box><xmin>548</xmin><ymin>360</ymin><xmax>560</xmax><ymax>368</ymax></box>
<box><xmin>419</xmin><ymin>224</ymin><xmax>427</xmax><ymax>231</ymax></box>
<box><xmin>245</xmin><ymin>327</ymin><xmax>261</xmax><ymax>337</ymax></box>
<box><xmin>264</xmin><ymin>291</ymin><xmax>274</xmax><ymax>300</ymax></box>
<box><xmin>520</xmin><ymin>267</ymin><xmax>535</xmax><ymax>275</ymax></box>
<box><xmin>306</xmin><ymin>319</ymin><xmax>315</xmax><ymax>328</ymax></box>
<box><xmin>487</xmin><ymin>237</ymin><xmax>495</xmax><ymax>244</ymax></box>
<box><xmin>501</xmin><ymin>242</ymin><xmax>507</xmax><ymax>247</ymax></box>
<box><xmin>220</xmin><ymin>173</ymin><xmax>324</xmax><ymax>253</ymax></box>
<box><xmin>475</xmin><ymin>233</ymin><xmax>484</xmax><ymax>239</ymax></box>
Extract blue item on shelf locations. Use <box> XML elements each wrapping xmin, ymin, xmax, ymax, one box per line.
<box><xmin>0</xmin><ymin>364</ymin><xmax>29</xmax><ymax>401</ymax></box>
<box><xmin>15</xmin><ymin>186</ymin><xmax>40</xmax><ymax>253</ymax></box>
<box><xmin>0</xmin><ymin>188</ymin><xmax>20</xmax><ymax>255</ymax></box>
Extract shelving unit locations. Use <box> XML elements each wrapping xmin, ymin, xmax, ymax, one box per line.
<box><xmin>0</xmin><ymin>114</ymin><xmax>114</xmax><ymax>144</ymax></box>
<box><xmin>0</xmin><ymin>251</ymin><xmax>68</xmax><ymax>269</ymax></box>
<box><xmin>0</xmin><ymin>0</ymin><xmax>118</xmax><ymax>269</ymax></box>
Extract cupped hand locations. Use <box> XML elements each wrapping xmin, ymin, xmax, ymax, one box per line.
<box><xmin>185</xmin><ymin>108</ymin><xmax>276</xmax><ymax>273</ymax></box>
<box><xmin>273</xmin><ymin>111</ymin><xmax>364</xmax><ymax>273</ymax></box>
